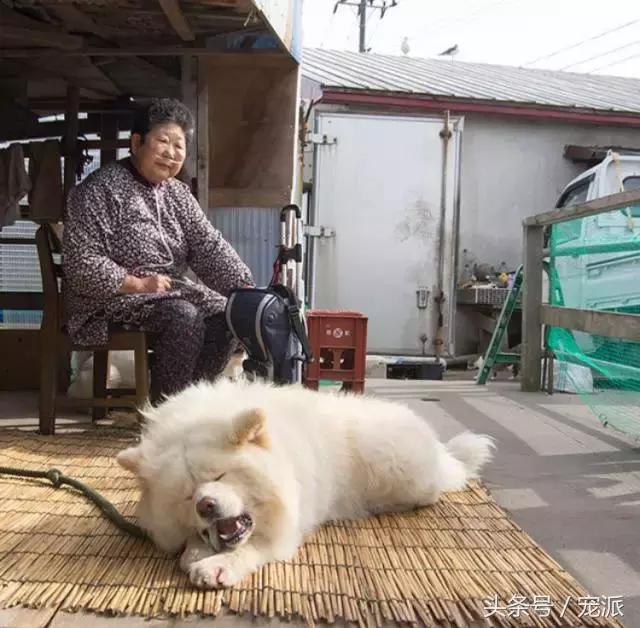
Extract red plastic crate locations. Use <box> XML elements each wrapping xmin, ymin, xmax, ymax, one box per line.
<box><xmin>303</xmin><ymin>310</ymin><xmax>368</xmax><ymax>394</ymax></box>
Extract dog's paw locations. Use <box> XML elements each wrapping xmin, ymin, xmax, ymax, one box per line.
<box><xmin>180</xmin><ymin>536</ymin><xmax>217</xmax><ymax>573</ymax></box>
<box><xmin>188</xmin><ymin>556</ymin><xmax>241</xmax><ymax>589</ymax></box>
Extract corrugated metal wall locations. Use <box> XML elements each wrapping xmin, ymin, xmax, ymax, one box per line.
<box><xmin>208</xmin><ymin>207</ymin><xmax>279</xmax><ymax>287</ymax></box>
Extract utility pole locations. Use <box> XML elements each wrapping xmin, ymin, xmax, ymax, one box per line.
<box><xmin>359</xmin><ymin>0</ymin><xmax>367</xmax><ymax>54</ymax></box>
<box><xmin>333</xmin><ymin>0</ymin><xmax>398</xmax><ymax>53</ymax></box>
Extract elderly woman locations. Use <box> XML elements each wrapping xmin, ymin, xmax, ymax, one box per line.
<box><xmin>62</xmin><ymin>98</ymin><xmax>253</xmax><ymax>403</ymax></box>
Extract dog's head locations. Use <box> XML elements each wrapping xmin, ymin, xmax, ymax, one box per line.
<box><xmin>117</xmin><ymin>397</ymin><xmax>284</xmax><ymax>555</ymax></box>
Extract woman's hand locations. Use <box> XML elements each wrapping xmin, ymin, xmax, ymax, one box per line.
<box><xmin>119</xmin><ymin>274</ymin><xmax>172</xmax><ymax>294</ymax></box>
<box><xmin>140</xmin><ymin>275</ymin><xmax>172</xmax><ymax>293</ymax></box>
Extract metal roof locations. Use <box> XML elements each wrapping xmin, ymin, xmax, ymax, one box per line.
<box><xmin>302</xmin><ymin>48</ymin><xmax>640</xmax><ymax>114</ymax></box>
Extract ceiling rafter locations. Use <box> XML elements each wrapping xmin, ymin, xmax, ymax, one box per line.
<box><xmin>157</xmin><ymin>0</ymin><xmax>196</xmax><ymax>42</ymax></box>
<box><xmin>0</xmin><ymin>4</ymin><xmax>85</xmax><ymax>50</ymax></box>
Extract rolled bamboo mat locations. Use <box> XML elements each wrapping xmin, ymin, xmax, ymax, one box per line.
<box><xmin>0</xmin><ymin>428</ymin><xmax>621</xmax><ymax>627</ymax></box>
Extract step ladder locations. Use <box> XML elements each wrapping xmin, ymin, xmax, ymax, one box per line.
<box><xmin>476</xmin><ymin>265</ymin><xmax>523</xmax><ymax>385</ymax></box>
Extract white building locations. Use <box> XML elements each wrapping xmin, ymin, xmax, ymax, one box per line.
<box><xmin>301</xmin><ymin>48</ymin><xmax>640</xmax><ymax>358</ymax></box>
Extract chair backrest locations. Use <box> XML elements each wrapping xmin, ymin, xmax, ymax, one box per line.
<box><xmin>35</xmin><ymin>223</ymin><xmax>64</xmax><ymax>332</ymax></box>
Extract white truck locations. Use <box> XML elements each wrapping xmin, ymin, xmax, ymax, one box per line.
<box><xmin>552</xmin><ymin>151</ymin><xmax>640</xmax><ymax>312</ymax></box>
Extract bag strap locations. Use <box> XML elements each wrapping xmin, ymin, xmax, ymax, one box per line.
<box><xmin>270</xmin><ymin>284</ymin><xmax>314</xmax><ymax>361</ymax></box>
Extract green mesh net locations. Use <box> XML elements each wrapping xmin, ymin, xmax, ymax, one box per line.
<box><xmin>547</xmin><ymin>205</ymin><xmax>640</xmax><ymax>438</ymax></box>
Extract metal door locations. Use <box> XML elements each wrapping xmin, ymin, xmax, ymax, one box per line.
<box><xmin>310</xmin><ymin>112</ymin><xmax>461</xmax><ymax>355</ymax></box>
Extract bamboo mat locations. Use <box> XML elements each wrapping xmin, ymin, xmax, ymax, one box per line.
<box><xmin>0</xmin><ymin>428</ymin><xmax>621</xmax><ymax>627</ymax></box>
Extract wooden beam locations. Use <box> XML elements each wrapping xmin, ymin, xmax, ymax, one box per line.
<box><xmin>100</xmin><ymin>115</ymin><xmax>119</xmax><ymax>165</ymax></box>
<box><xmin>204</xmin><ymin>50</ymin><xmax>297</xmax><ymax>67</ymax></box>
<box><xmin>181</xmin><ymin>56</ymin><xmax>198</xmax><ymax>193</ymax></box>
<box><xmin>0</xmin><ymin>4</ymin><xmax>85</xmax><ymax>50</ymax></box>
<box><xmin>99</xmin><ymin>56</ymin><xmax>181</xmax><ymax>99</ymax></box>
<box><xmin>211</xmin><ymin>187</ymin><xmax>291</xmax><ymax>207</ymax></box>
<box><xmin>64</xmin><ymin>84</ymin><xmax>80</xmax><ymax>199</ymax></box>
<box><xmin>564</xmin><ymin>144</ymin><xmax>640</xmax><ymax>163</ymax></box>
<box><xmin>10</xmin><ymin>60</ymin><xmax>119</xmax><ymax>101</ymax></box>
<box><xmin>0</xmin><ymin>116</ymin><xmax>120</xmax><ymax>142</ymax></box>
<box><xmin>540</xmin><ymin>305</ymin><xmax>640</xmax><ymax>341</ymax></box>
<box><xmin>0</xmin><ymin>5</ymin><xmax>84</xmax><ymax>50</ymax></box>
<box><xmin>86</xmin><ymin>138</ymin><xmax>129</xmax><ymax>151</ymax></box>
<box><xmin>563</xmin><ymin>145</ymin><xmax>607</xmax><ymax>163</ymax></box>
<box><xmin>541</xmin><ymin>306</ymin><xmax>640</xmax><ymax>341</ymax></box>
<box><xmin>197</xmin><ymin>59</ymin><xmax>210</xmax><ymax>212</ymax></box>
<box><xmin>0</xmin><ymin>47</ymin><xmax>280</xmax><ymax>58</ymax></box>
<box><xmin>158</xmin><ymin>0</ymin><xmax>195</xmax><ymax>42</ymax></box>
<box><xmin>109</xmin><ymin>7</ymin><xmax>247</xmax><ymax>21</ymax></box>
<box><xmin>187</xmin><ymin>0</ymin><xmax>253</xmax><ymax>9</ymax></box>
<box><xmin>521</xmin><ymin>225</ymin><xmax>544</xmax><ymax>392</ymax></box>
<box><xmin>0</xmin><ymin>292</ymin><xmax>43</xmax><ymax>310</ymax></box>
<box><xmin>48</xmin><ymin>5</ymin><xmax>119</xmax><ymax>39</ymax></box>
<box><xmin>2</xmin><ymin>25</ymin><xmax>84</xmax><ymax>50</ymax></box>
<box><xmin>27</xmin><ymin>99</ymin><xmax>135</xmax><ymax>113</ymax></box>
<box><xmin>525</xmin><ymin>188</ymin><xmax>640</xmax><ymax>227</ymax></box>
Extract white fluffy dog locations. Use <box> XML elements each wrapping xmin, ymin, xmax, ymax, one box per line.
<box><xmin>117</xmin><ymin>379</ymin><xmax>494</xmax><ymax>589</ymax></box>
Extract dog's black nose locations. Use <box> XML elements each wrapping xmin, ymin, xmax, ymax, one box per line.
<box><xmin>196</xmin><ymin>497</ymin><xmax>219</xmax><ymax>520</ymax></box>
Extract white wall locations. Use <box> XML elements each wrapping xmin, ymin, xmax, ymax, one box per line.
<box><xmin>303</xmin><ymin>100</ymin><xmax>640</xmax><ymax>355</ymax></box>
<box><xmin>456</xmin><ymin>113</ymin><xmax>640</xmax><ymax>354</ymax></box>
<box><xmin>458</xmin><ymin>114</ymin><xmax>640</xmax><ymax>270</ymax></box>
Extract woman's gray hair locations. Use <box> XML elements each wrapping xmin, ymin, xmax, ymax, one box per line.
<box><xmin>132</xmin><ymin>98</ymin><xmax>195</xmax><ymax>144</ymax></box>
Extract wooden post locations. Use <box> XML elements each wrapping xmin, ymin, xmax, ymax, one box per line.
<box><xmin>63</xmin><ymin>84</ymin><xmax>80</xmax><ymax>200</ymax></box>
<box><xmin>196</xmin><ymin>57</ymin><xmax>209</xmax><ymax>213</ymax></box>
<box><xmin>181</xmin><ymin>55</ymin><xmax>198</xmax><ymax>194</ymax></box>
<box><xmin>100</xmin><ymin>114</ymin><xmax>119</xmax><ymax>165</ymax></box>
<box><xmin>521</xmin><ymin>224</ymin><xmax>544</xmax><ymax>391</ymax></box>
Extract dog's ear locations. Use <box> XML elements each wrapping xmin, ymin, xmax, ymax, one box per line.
<box><xmin>230</xmin><ymin>408</ymin><xmax>270</xmax><ymax>449</ymax></box>
<box><xmin>116</xmin><ymin>446</ymin><xmax>145</xmax><ymax>476</ymax></box>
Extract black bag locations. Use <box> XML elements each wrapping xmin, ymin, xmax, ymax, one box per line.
<box><xmin>225</xmin><ymin>284</ymin><xmax>313</xmax><ymax>385</ymax></box>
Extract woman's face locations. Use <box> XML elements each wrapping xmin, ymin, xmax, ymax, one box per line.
<box><xmin>131</xmin><ymin>121</ymin><xmax>187</xmax><ymax>185</ymax></box>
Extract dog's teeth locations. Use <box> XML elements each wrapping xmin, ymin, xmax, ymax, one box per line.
<box><xmin>218</xmin><ymin>519</ymin><xmax>245</xmax><ymax>541</ymax></box>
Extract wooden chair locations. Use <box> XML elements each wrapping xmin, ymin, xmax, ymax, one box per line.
<box><xmin>36</xmin><ymin>223</ymin><xmax>151</xmax><ymax>435</ymax></box>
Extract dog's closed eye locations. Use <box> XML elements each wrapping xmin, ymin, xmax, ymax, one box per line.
<box><xmin>186</xmin><ymin>473</ymin><xmax>224</xmax><ymax>500</ymax></box>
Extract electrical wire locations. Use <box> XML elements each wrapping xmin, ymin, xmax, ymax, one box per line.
<box><xmin>319</xmin><ymin>7</ymin><xmax>337</xmax><ymax>48</ymax></box>
<box><xmin>418</xmin><ymin>0</ymin><xmax>515</xmax><ymax>42</ymax></box>
<box><xmin>523</xmin><ymin>19</ymin><xmax>640</xmax><ymax>66</ymax></box>
<box><xmin>559</xmin><ymin>40</ymin><xmax>640</xmax><ymax>70</ymax></box>
<box><xmin>590</xmin><ymin>51</ymin><xmax>640</xmax><ymax>73</ymax></box>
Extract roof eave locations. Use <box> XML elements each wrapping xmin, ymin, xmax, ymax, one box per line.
<box><xmin>320</xmin><ymin>88</ymin><xmax>640</xmax><ymax>128</ymax></box>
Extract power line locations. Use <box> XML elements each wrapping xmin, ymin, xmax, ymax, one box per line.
<box><xmin>366</xmin><ymin>15</ymin><xmax>384</xmax><ymax>50</ymax></box>
<box><xmin>333</xmin><ymin>0</ymin><xmax>399</xmax><ymax>53</ymax></box>
<box><xmin>423</xmin><ymin>0</ymin><xmax>513</xmax><ymax>39</ymax></box>
<box><xmin>365</xmin><ymin>0</ymin><xmax>388</xmax><ymax>50</ymax></box>
<box><xmin>319</xmin><ymin>10</ymin><xmax>337</xmax><ymax>49</ymax></box>
<box><xmin>523</xmin><ymin>19</ymin><xmax>640</xmax><ymax>66</ymax></box>
<box><xmin>590</xmin><ymin>52</ymin><xmax>640</xmax><ymax>73</ymax></box>
<box><xmin>559</xmin><ymin>40</ymin><xmax>640</xmax><ymax>71</ymax></box>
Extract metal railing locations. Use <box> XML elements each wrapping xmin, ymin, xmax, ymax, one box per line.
<box><xmin>521</xmin><ymin>188</ymin><xmax>640</xmax><ymax>392</ymax></box>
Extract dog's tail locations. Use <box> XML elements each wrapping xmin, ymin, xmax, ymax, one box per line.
<box><xmin>447</xmin><ymin>432</ymin><xmax>495</xmax><ymax>477</ymax></box>
<box><xmin>438</xmin><ymin>432</ymin><xmax>495</xmax><ymax>492</ymax></box>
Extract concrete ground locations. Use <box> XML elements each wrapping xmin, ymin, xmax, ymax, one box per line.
<box><xmin>1</xmin><ymin>377</ymin><xmax>639</xmax><ymax>627</ymax></box>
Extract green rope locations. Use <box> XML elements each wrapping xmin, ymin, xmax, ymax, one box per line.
<box><xmin>0</xmin><ymin>466</ymin><xmax>148</xmax><ymax>540</ymax></box>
